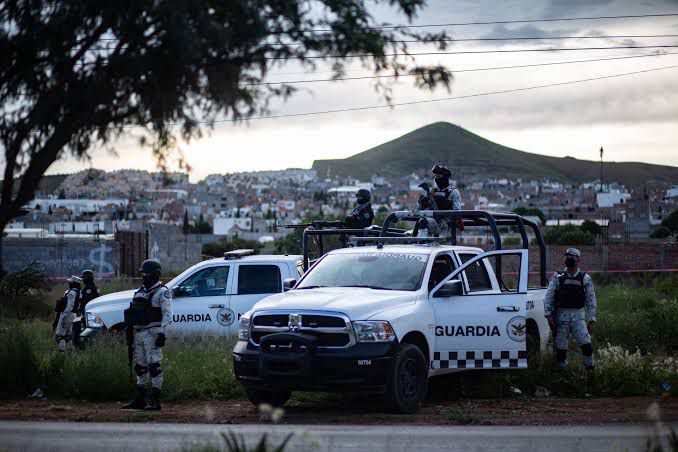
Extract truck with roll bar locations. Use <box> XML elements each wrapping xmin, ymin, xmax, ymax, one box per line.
<box><xmin>233</xmin><ymin>210</ymin><xmax>551</xmax><ymax>413</ymax></box>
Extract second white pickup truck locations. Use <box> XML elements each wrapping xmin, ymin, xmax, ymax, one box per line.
<box><xmin>82</xmin><ymin>250</ymin><xmax>302</xmax><ymax>338</ymax></box>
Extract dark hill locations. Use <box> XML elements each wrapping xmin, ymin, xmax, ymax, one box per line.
<box><xmin>311</xmin><ymin>122</ymin><xmax>677</xmax><ymax>185</ymax></box>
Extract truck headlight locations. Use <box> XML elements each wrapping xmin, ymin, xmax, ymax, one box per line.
<box><xmin>352</xmin><ymin>321</ymin><xmax>396</xmax><ymax>342</ymax></box>
<box><xmin>86</xmin><ymin>312</ymin><xmax>104</xmax><ymax>328</ymax></box>
<box><xmin>238</xmin><ymin>316</ymin><xmax>251</xmax><ymax>342</ymax></box>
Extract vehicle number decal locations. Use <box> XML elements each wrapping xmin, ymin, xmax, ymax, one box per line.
<box><xmin>358</xmin><ymin>360</ymin><xmax>372</xmax><ymax>366</ymax></box>
<box><xmin>526</xmin><ymin>300</ymin><xmax>535</xmax><ymax>310</ymax></box>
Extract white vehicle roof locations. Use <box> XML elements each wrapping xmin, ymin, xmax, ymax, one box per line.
<box><xmin>191</xmin><ymin>254</ymin><xmax>302</xmax><ymax>269</ymax></box>
<box><xmin>327</xmin><ymin>244</ymin><xmax>484</xmax><ymax>256</ymax></box>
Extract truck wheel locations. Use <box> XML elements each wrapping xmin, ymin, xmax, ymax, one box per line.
<box><xmin>245</xmin><ymin>387</ymin><xmax>291</xmax><ymax>407</ymax></box>
<box><xmin>383</xmin><ymin>343</ymin><xmax>428</xmax><ymax>414</ymax></box>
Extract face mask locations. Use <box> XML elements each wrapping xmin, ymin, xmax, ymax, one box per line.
<box><xmin>565</xmin><ymin>257</ymin><xmax>577</xmax><ymax>267</ymax></box>
<box><xmin>434</xmin><ymin>177</ymin><xmax>449</xmax><ymax>189</ymax></box>
<box><xmin>142</xmin><ymin>273</ymin><xmax>159</xmax><ymax>288</ymax></box>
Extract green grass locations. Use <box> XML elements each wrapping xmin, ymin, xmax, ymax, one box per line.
<box><xmin>446</xmin><ymin>410</ymin><xmax>477</xmax><ymax>424</ymax></box>
<box><xmin>1</xmin><ymin>274</ymin><xmax>677</xmax><ymax>402</ymax></box>
<box><xmin>0</xmin><ymin>321</ymin><xmax>242</xmax><ymax>401</ymax></box>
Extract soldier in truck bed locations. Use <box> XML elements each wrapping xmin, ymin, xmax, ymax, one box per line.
<box><xmin>344</xmin><ymin>188</ymin><xmax>374</xmax><ymax>229</ymax></box>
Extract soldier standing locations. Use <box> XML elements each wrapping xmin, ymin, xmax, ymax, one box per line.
<box><xmin>122</xmin><ymin>259</ymin><xmax>172</xmax><ymax>411</ymax></box>
<box><xmin>544</xmin><ymin>248</ymin><xmax>597</xmax><ymax>370</ymax></box>
<box><xmin>344</xmin><ymin>188</ymin><xmax>374</xmax><ymax>228</ymax></box>
<box><xmin>78</xmin><ymin>269</ymin><xmax>100</xmax><ymax>314</ymax></box>
<box><xmin>54</xmin><ymin>276</ymin><xmax>82</xmax><ymax>352</ymax></box>
<box><xmin>72</xmin><ymin>269</ymin><xmax>101</xmax><ymax>349</ymax></box>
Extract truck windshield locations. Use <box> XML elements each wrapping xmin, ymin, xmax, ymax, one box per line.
<box><xmin>297</xmin><ymin>252</ymin><xmax>429</xmax><ymax>291</ymax></box>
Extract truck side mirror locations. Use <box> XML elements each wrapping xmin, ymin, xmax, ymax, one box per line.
<box><xmin>434</xmin><ymin>279</ymin><xmax>464</xmax><ymax>298</ymax></box>
<box><xmin>172</xmin><ymin>287</ymin><xmax>184</xmax><ymax>298</ymax></box>
<box><xmin>283</xmin><ymin>278</ymin><xmax>297</xmax><ymax>292</ymax></box>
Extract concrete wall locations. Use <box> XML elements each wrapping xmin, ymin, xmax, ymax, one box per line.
<box><xmin>2</xmin><ymin>236</ymin><xmax>118</xmax><ymax>278</ymax></box>
<box><xmin>146</xmin><ymin>224</ymin><xmax>202</xmax><ymax>275</ymax></box>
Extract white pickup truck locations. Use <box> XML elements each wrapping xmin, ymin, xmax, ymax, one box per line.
<box><xmin>82</xmin><ymin>251</ymin><xmax>302</xmax><ymax>338</ymax></box>
<box><xmin>233</xmin><ymin>212</ymin><xmax>550</xmax><ymax>413</ymax></box>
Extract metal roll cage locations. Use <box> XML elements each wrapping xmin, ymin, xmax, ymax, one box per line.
<box><xmin>379</xmin><ymin>210</ymin><xmax>547</xmax><ymax>287</ymax></box>
<box><xmin>295</xmin><ymin>210</ymin><xmax>547</xmax><ymax>287</ymax></box>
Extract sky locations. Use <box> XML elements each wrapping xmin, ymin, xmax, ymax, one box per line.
<box><xmin>47</xmin><ymin>0</ymin><xmax>678</xmax><ymax>182</ymax></box>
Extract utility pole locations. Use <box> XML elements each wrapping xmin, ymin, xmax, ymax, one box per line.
<box><xmin>600</xmin><ymin>146</ymin><xmax>603</xmax><ymax>193</ymax></box>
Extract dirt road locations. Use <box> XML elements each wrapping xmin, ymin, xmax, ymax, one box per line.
<box><xmin>0</xmin><ymin>395</ymin><xmax>675</xmax><ymax>425</ymax></box>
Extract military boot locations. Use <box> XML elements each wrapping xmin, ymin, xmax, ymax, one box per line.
<box><xmin>122</xmin><ymin>386</ymin><xmax>146</xmax><ymax>410</ymax></box>
<box><xmin>144</xmin><ymin>387</ymin><xmax>161</xmax><ymax>411</ymax></box>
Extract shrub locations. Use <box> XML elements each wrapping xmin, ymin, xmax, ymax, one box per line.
<box><xmin>544</xmin><ymin>225</ymin><xmax>596</xmax><ymax>245</ymax></box>
<box><xmin>650</xmin><ymin>226</ymin><xmax>672</xmax><ymax>239</ymax></box>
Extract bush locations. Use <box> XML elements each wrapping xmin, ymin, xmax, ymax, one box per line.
<box><xmin>544</xmin><ymin>224</ymin><xmax>596</xmax><ymax>245</ymax></box>
<box><xmin>650</xmin><ymin>226</ymin><xmax>672</xmax><ymax>239</ymax></box>
<box><xmin>0</xmin><ymin>324</ymin><xmax>41</xmax><ymax>398</ymax></box>
<box><xmin>0</xmin><ymin>262</ymin><xmax>52</xmax><ymax>319</ymax></box>
<box><xmin>580</xmin><ymin>220</ymin><xmax>601</xmax><ymax>237</ymax></box>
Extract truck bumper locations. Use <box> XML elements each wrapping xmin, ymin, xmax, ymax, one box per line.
<box><xmin>233</xmin><ymin>334</ymin><xmax>397</xmax><ymax>393</ymax></box>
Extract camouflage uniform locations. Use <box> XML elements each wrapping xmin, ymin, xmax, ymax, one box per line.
<box><xmin>55</xmin><ymin>287</ymin><xmax>79</xmax><ymax>352</ymax></box>
<box><xmin>544</xmin><ymin>248</ymin><xmax>597</xmax><ymax>369</ymax></box>
<box><xmin>132</xmin><ymin>282</ymin><xmax>172</xmax><ymax>389</ymax></box>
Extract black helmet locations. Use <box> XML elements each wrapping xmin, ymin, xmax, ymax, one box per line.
<box><xmin>81</xmin><ymin>269</ymin><xmax>95</xmax><ymax>282</ymax></box>
<box><xmin>139</xmin><ymin>259</ymin><xmax>162</xmax><ymax>275</ymax></box>
<box><xmin>431</xmin><ymin>164</ymin><xmax>452</xmax><ymax>179</ymax></box>
<box><xmin>356</xmin><ymin>188</ymin><xmax>371</xmax><ymax>203</ymax></box>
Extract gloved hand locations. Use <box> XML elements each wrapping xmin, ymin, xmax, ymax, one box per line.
<box><xmin>155</xmin><ymin>332</ymin><xmax>166</xmax><ymax>347</ymax></box>
<box><xmin>418</xmin><ymin>182</ymin><xmax>431</xmax><ymax>193</ymax></box>
<box><xmin>546</xmin><ymin>315</ymin><xmax>555</xmax><ymax>330</ymax></box>
<box><xmin>587</xmin><ymin>321</ymin><xmax>595</xmax><ymax>335</ymax></box>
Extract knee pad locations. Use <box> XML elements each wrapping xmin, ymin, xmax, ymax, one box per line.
<box><xmin>556</xmin><ymin>348</ymin><xmax>568</xmax><ymax>362</ymax></box>
<box><xmin>134</xmin><ymin>364</ymin><xmax>148</xmax><ymax>376</ymax></box>
<box><xmin>149</xmin><ymin>362</ymin><xmax>162</xmax><ymax>378</ymax></box>
<box><xmin>581</xmin><ymin>343</ymin><xmax>593</xmax><ymax>356</ymax></box>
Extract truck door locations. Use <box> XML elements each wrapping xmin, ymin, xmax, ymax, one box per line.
<box><xmin>430</xmin><ymin>249</ymin><xmax>529</xmax><ymax>371</ymax></box>
<box><xmin>228</xmin><ymin>263</ymin><xmax>284</xmax><ymax>337</ymax></box>
<box><xmin>169</xmin><ymin>264</ymin><xmax>233</xmax><ymax>335</ymax></box>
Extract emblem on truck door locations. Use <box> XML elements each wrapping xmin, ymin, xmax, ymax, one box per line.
<box><xmin>506</xmin><ymin>316</ymin><xmax>527</xmax><ymax>342</ymax></box>
<box><xmin>288</xmin><ymin>313</ymin><xmax>302</xmax><ymax>332</ymax></box>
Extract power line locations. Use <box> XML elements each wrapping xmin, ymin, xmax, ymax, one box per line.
<box><xmin>203</xmin><ymin>64</ymin><xmax>678</xmax><ymax>123</ymax></box>
<box><xmin>247</xmin><ymin>51</ymin><xmax>678</xmax><ymax>85</ymax></box>
<box><xmin>266</xmin><ymin>45</ymin><xmax>678</xmax><ymax>60</ymax></box>
<box><xmin>94</xmin><ymin>13</ymin><xmax>678</xmax><ymax>42</ymax></box>
<box><xmin>306</xmin><ymin>12</ymin><xmax>678</xmax><ymax>32</ymax></box>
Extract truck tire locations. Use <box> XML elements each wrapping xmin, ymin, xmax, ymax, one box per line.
<box><xmin>245</xmin><ymin>387</ymin><xmax>291</xmax><ymax>407</ymax></box>
<box><xmin>383</xmin><ymin>343</ymin><xmax>428</xmax><ymax>414</ymax></box>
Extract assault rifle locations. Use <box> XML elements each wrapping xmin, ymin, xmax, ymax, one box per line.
<box><xmin>418</xmin><ymin>182</ymin><xmax>439</xmax><ymax>210</ymax></box>
<box><xmin>282</xmin><ymin>220</ymin><xmax>347</xmax><ymax>230</ymax></box>
<box><xmin>123</xmin><ymin>309</ymin><xmax>134</xmax><ymax>384</ymax></box>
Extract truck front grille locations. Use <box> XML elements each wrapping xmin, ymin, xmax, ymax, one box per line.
<box><xmin>250</xmin><ymin>311</ymin><xmax>354</xmax><ymax>349</ymax></box>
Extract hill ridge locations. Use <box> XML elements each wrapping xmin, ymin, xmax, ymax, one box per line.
<box><xmin>311</xmin><ymin>122</ymin><xmax>677</xmax><ymax>185</ymax></box>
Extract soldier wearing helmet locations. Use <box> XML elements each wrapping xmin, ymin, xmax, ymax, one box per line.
<box><xmin>344</xmin><ymin>188</ymin><xmax>375</xmax><ymax>229</ymax></box>
<box><xmin>417</xmin><ymin>164</ymin><xmax>462</xmax><ymax>236</ymax></box>
<box><xmin>72</xmin><ymin>269</ymin><xmax>101</xmax><ymax>349</ymax></box>
<box><xmin>544</xmin><ymin>248</ymin><xmax>597</xmax><ymax>371</ymax></box>
<box><xmin>122</xmin><ymin>259</ymin><xmax>172</xmax><ymax>411</ymax></box>
<box><xmin>54</xmin><ymin>275</ymin><xmax>82</xmax><ymax>352</ymax></box>
<box><xmin>76</xmin><ymin>270</ymin><xmax>100</xmax><ymax>315</ymax></box>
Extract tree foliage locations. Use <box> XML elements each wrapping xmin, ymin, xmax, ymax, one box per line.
<box><xmin>0</xmin><ymin>0</ymin><xmax>453</xmax><ymax>273</ymax></box>
<box><xmin>580</xmin><ymin>219</ymin><xmax>601</xmax><ymax>237</ymax></box>
<box><xmin>544</xmin><ymin>224</ymin><xmax>596</xmax><ymax>246</ymax></box>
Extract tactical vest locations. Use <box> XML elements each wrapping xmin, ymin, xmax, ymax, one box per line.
<box><xmin>433</xmin><ymin>189</ymin><xmax>452</xmax><ymax>210</ymax></box>
<box><xmin>77</xmin><ymin>284</ymin><xmax>99</xmax><ymax>313</ymax></box>
<box><xmin>555</xmin><ymin>272</ymin><xmax>587</xmax><ymax>309</ymax></box>
<box><xmin>55</xmin><ymin>289</ymin><xmax>79</xmax><ymax>313</ymax></box>
<box><xmin>124</xmin><ymin>285</ymin><xmax>164</xmax><ymax>327</ymax></box>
